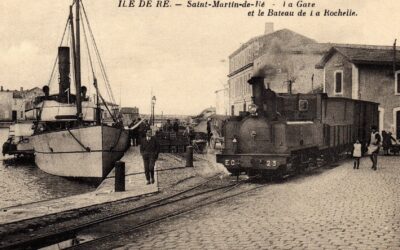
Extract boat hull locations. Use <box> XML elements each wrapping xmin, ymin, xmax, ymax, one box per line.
<box><xmin>31</xmin><ymin>125</ymin><xmax>130</xmax><ymax>179</ymax></box>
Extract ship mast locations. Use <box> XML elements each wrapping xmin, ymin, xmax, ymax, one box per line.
<box><xmin>75</xmin><ymin>0</ymin><xmax>82</xmax><ymax>123</ymax></box>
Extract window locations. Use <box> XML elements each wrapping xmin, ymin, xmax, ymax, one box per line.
<box><xmin>334</xmin><ymin>70</ymin><xmax>343</xmax><ymax>94</ymax></box>
<box><xmin>299</xmin><ymin>100</ymin><xmax>309</xmax><ymax>111</ymax></box>
<box><xmin>395</xmin><ymin>70</ymin><xmax>400</xmax><ymax>95</ymax></box>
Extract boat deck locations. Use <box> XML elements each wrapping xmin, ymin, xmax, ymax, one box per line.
<box><xmin>0</xmin><ymin>147</ymin><xmax>158</xmax><ymax>225</ymax></box>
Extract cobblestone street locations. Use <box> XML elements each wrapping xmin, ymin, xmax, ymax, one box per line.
<box><xmin>113</xmin><ymin>155</ymin><xmax>400</xmax><ymax>250</ymax></box>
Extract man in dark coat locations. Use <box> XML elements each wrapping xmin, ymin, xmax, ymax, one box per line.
<box><xmin>136</xmin><ymin>119</ymin><xmax>150</xmax><ymax>146</ymax></box>
<box><xmin>140</xmin><ymin>129</ymin><xmax>160</xmax><ymax>184</ymax></box>
<box><xmin>206</xmin><ymin>118</ymin><xmax>212</xmax><ymax>145</ymax></box>
<box><xmin>173</xmin><ymin>119</ymin><xmax>179</xmax><ymax>133</ymax></box>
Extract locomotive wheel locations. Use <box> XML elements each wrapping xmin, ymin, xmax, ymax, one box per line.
<box><xmin>247</xmin><ymin>170</ymin><xmax>258</xmax><ymax>177</ymax></box>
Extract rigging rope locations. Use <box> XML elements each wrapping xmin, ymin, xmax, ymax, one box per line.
<box><xmin>80</xmin><ymin>9</ymin><xmax>95</xmax><ymax>79</ymax></box>
<box><xmin>80</xmin><ymin>9</ymin><xmax>95</xmax><ymax>100</ymax></box>
<box><xmin>80</xmin><ymin>1</ymin><xmax>120</xmax><ymax>122</ymax></box>
<box><xmin>47</xmin><ymin>18</ymin><xmax>70</xmax><ymax>87</ymax></box>
<box><xmin>81</xmin><ymin>2</ymin><xmax>116</xmax><ymax>105</ymax></box>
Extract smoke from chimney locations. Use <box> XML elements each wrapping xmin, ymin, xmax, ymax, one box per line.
<box><xmin>264</xmin><ymin>22</ymin><xmax>274</xmax><ymax>35</ymax></box>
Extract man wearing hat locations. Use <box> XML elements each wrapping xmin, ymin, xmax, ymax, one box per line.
<box><xmin>140</xmin><ymin>129</ymin><xmax>160</xmax><ymax>184</ymax></box>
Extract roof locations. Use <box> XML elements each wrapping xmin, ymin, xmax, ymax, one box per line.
<box><xmin>12</xmin><ymin>92</ymin><xmax>24</xmax><ymax>98</ymax></box>
<box><xmin>120</xmin><ymin>107</ymin><xmax>139</xmax><ymax>114</ymax></box>
<box><xmin>316</xmin><ymin>45</ymin><xmax>400</xmax><ymax>69</ymax></box>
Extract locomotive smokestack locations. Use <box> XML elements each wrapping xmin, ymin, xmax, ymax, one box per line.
<box><xmin>248</xmin><ymin>76</ymin><xmax>277</xmax><ymax>119</ymax></box>
<box><xmin>58</xmin><ymin>47</ymin><xmax>70</xmax><ymax>103</ymax></box>
<box><xmin>248</xmin><ymin>76</ymin><xmax>265</xmax><ymax>114</ymax></box>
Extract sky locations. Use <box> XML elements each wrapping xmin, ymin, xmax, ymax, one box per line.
<box><xmin>1</xmin><ymin>0</ymin><xmax>400</xmax><ymax>115</ymax></box>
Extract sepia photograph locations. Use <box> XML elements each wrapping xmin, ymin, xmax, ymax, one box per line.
<box><xmin>0</xmin><ymin>0</ymin><xmax>399</xmax><ymax>249</ymax></box>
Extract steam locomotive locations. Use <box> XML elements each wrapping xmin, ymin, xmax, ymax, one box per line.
<box><xmin>216</xmin><ymin>76</ymin><xmax>379</xmax><ymax>177</ymax></box>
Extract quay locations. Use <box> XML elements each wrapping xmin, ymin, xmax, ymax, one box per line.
<box><xmin>0</xmin><ymin>147</ymin><xmax>158</xmax><ymax>225</ymax></box>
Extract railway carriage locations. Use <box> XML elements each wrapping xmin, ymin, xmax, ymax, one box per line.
<box><xmin>216</xmin><ymin>76</ymin><xmax>379</xmax><ymax>177</ymax></box>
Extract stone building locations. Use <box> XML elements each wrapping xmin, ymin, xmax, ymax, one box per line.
<box><xmin>120</xmin><ymin>107</ymin><xmax>139</xmax><ymax>126</ymax></box>
<box><xmin>0</xmin><ymin>86</ymin><xmax>34</xmax><ymax>122</ymax></box>
<box><xmin>316</xmin><ymin>46</ymin><xmax>400</xmax><ymax>138</ymax></box>
<box><xmin>215</xmin><ymin>85</ymin><xmax>229</xmax><ymax>115</ymax></box>
<box><xmin>226</xmin><ymin>23</ymin><xmax>332</xmax><ymax>115</ymax></box>
<box><xmin>0</xmin><ymin>90</ymin><xmax>14</xmax><ymax>121</ymax></box>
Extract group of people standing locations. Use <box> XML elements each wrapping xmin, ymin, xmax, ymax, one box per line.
<box><xmin>353</xmin><ymin>125</ymin><xmax>398</xmax><ymax>171</ymax></box>
<box><xmin>161</xmin><ymin>119</ymin><xmax>180</xmax><ymax>133</ymax></box>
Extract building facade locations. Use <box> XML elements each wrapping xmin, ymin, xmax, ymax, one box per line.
<box><xmin>0</xmin><ymin>86</ymin><xmax>35</xmax><ymax>122</ymax></box>
<box><xmin>226</xmin><ymin>23</ymin><xmax>331</xmax><ymax>115</ymax></box>
<box><xmin>120</xmin><ymin>107</ymin><xmax>139</xmax><ymax>126</ymax></box>
<box><xmin>316</xmin><ymin>46</ymin><xmax>400</xmax><ymax>138</ymax></box>
<box><xmin>0</xmin><ymin>91</ymin><xmax>14</xmax><ymax>121</ymax></box>
<box><xmin>215</xmin><ymin>85</ymin><xmax>229</xmax><ymax>115</ymax></box>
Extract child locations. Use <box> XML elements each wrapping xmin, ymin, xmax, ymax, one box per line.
<box><xmin>353</xmin><ymin>139</ymin><xmax>362</xmax><ymax>169</ymax></box>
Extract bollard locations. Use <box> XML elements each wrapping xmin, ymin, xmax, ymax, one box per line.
<box><xmin>186</xmin><ymin>146</ymin><xmax>193</xmax><ymax>167</ymax></box>
<box><xmin>115</xmin><ymin>161</ymin><xmax>125</xmax><ymax>192</ymax></box>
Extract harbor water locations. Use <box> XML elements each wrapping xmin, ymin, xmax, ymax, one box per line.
<box><xmin>0</xmin><ymin>128</ymin><xmax>95</xmax><ymax>208</ymax></box>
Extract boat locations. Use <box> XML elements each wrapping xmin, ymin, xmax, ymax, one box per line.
<box><xmin>2</xmin><ymin>122</ymin><xmax>34</xmax><ymax>158</ymax></box>
<box><xmin>30</xmin><ymin>0</ymin><xmax>130</xmax><ymax>182</ymax></box>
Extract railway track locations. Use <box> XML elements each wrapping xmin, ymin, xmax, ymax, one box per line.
<box><xmin>66</xmin><ymin>181</ymin><xmax>262</xmax><ymax>249</ymax></box>
<box><xmin>1</xmin><ymin>174</ymin><xmax>264</xmax><ymax>250</ymax></box>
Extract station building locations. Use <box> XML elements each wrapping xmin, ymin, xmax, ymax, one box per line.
<box><xmin>226</xmin><ymin>23</ymin><xmax>332</xmax><ymax>115</ymax></box>
<box><xmin>222</xmin><ymin>24</ymin><xmax>400</xmax><ymax>137</ymax></box>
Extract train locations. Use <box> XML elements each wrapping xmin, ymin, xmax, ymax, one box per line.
<box><xmin>216</xmin><ymin>76</ymin><xmax>379</xmax><ymax>177</ymax></box>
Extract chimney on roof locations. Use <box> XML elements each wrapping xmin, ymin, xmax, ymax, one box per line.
<box><xmin>0</xmin><ymin>86</ymin><xmax>3</xmax><ymax>92</ymax></box>
<box><xmin>264</xmin><ymin>22</ymin><xmax>274</xmax><ymax>35</ymax></box>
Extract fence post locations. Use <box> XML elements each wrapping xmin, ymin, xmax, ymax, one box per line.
<box><xmin>115</xmin><ymin>161</ymin><xmax>125</xmax><ymax>192</ymax></box>
<box><xmin>186</xmin><ymin>146</ymin><xmax>193</xmax><ymax>167</ymax></box>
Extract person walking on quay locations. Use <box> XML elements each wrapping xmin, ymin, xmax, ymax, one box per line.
<box><xmin>382</xmin><ymin>130</ymin><xmax>397</xmax><ymax>155</ymax></box>
<box><xmin>140</xmin><ymin>129</ymin><xmax>160</xmax><ymax>185</ymax></box>
<box><xmin>206</xmin><ymin>118</ymin><xmax>212</xmax><ymax>146</ymax></box>
<box><xmin>128</xmin><ymin>118</ymin><xmax>139</xmax><ymax>146</ymax></box>
<box><xmin>367</xmin><ymin>125</ymin><xmax>381</xmax><ymax>171</ymax></box>
<box><xmin>353</xmin><ymin>139</ymin><xmax>362</xmax><ymax>169</ymax></box>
